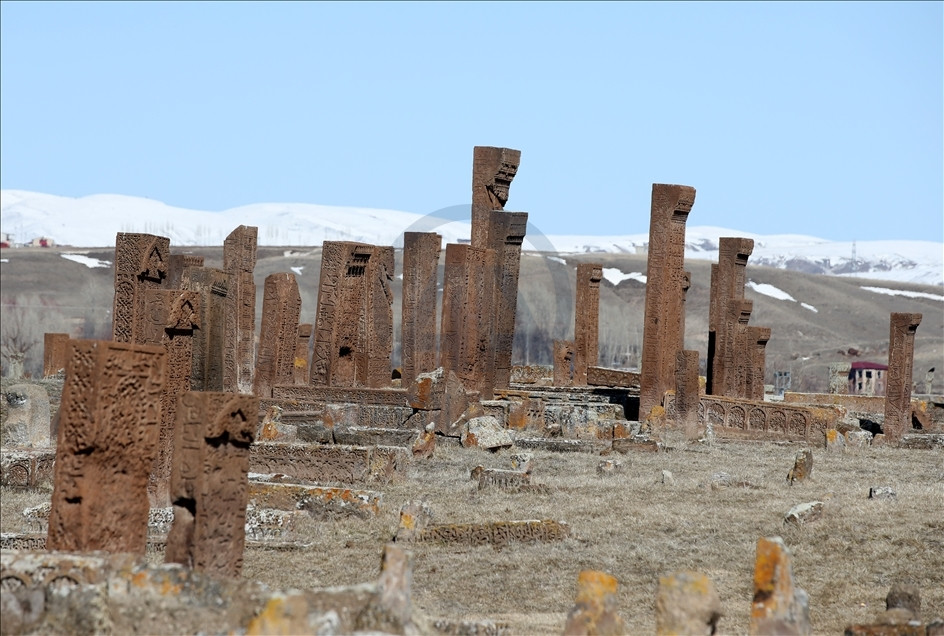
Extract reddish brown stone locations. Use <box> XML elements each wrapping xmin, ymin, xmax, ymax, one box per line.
<box><xmin>112</xmin><ymin>233</ymin><xmax>169</xmax><ymax>343</ymax></box>
<box><xmin>223</xmin><ymin>225</ymin><xmax>258</xmax><ymax>394</ymax></box>
<box><xmin>165</xmin><ymin>391</ymin><xmax>258</xmax><ymax>578</ymax></box>
<box><xmin>47</xmin><ymin>339</ymin><xmax>167</xmax><ymax>554</ymax></box>
<box><xmin>401</xmin><ymin>232</ymin><xmax>442</xmax><ymax>386</ymax></box>
<box><xmin>253</xmin><ymin>273</ymin><xmax>302</xmax><ymax>398</ymax></box>
<box><xmin>554</xmin><ymin>340</ymin><xmax>576</xmax><ymax>387</ymax></box>
<box><xmin>139</xmin><ymin>289</ymin><xmax>200</xmax><ymax>507</ymax></box>
<box><xmin>747</xmin><ymin>326</ymin><xmax>771</xmax><ymax>401</ymax></box>
<box><xmin>641</xmin><ymin>184</ymin><xmax>695</xmax><ymax>417</ymax></box>
<box><xmin>675</xmin><ymin>349</ymin><xmax>701</xmax><ymax>439</ymax></box>
<box><xmin>42</xmin><ymin>333</ymin><xmax>70</xmax><ymax>377</ymax></box>
<box><xmin>166</xmin><ymin>253</ymin><xmax>204</xmax><ymax>289</ymax></box>
<box><xmin>587</xmin><ymin>366</ymin><xmax>640</xmax><ymax>388</ymax></box>
<box><xmin>574</xmin><ymin>264</ymin><xmax>603</xmax><ymax>386</ymax></box>
<box><xmin>294</xmin><ymin>323</ymin><xmax>312</xmax><ymax>385</ymax></box>
<box><xmin>484</xmin><ymin>210</ymin><xmax>527</xmax><ymax>391</ymax></box>
<box><xmin>708</xmin><ymin>238</ymin><xmax>753</xmax><ymax>395</ymax></box>
<box><xmin>563</xmin><ymin>570</ymin><xmax>626</xmax><ymax>636</ymax></box>
<box><xmin>470</xmin><ymin>146</ymin><xmax>520</xmax><ymax>248</ymax></box>
<box><xmin>181</xmin><ymin>266</ymin><xmax>233</xmax><ymax>392</ymax></box>
<box><xmin>310</xmin><ymin>241</ymin><xmax>394</xmax><ymax>389</ymax></box>
<box><xmin>884</xmin><ymin>312</ymin><xmax>922</xmax><ymax>442</ymax></box>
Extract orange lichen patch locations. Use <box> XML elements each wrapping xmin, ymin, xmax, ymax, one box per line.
<box><xmin>407</xmin><ymin>376</ymin><xmax>434</xmax><ymax>409</ymax></box>
<box><xmin>612</xmin><ymin>422</ymin><xmax>631</xmax><ymax>439</ymax></box>
<box><xmin>293</xmin><ymin>357</ymin><xmax>306</xmax><ymax>369</ymax></box>
<box><xmin>825</xmin><ymin>429</ymin><xmax>840</xmax><ymax>444</ymax></box>
<box><xmin>575</xmin><ymin>570</ymin><xmax>619</xmax><ymax>603</ymax></box>
<box><xmin>752</xmin><ymin>537</ymin><xmax>791</xmax><ymax>620</ymax></box>
<box><xmin>257</xmin><ymin>420</ymin><xmax>281</xmax><ymax>442</ymax></box>
<box><xmin>564</xmin><ymin>570</ymin><xmax>626</xmax><ymax>636</ymax></box>
<box><xmin>246</xmin><ymin>594</ymin><xmax>311</xmax><ymax>636</ymax></box>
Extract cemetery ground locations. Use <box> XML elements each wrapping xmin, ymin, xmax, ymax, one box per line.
<box><xmin>2</xmin><ymin>389</ymin><xmax>942</xmax><ymax>633</ymax></box>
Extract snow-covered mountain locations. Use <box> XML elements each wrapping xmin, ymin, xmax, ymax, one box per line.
<box><xmin>2</xmin><ymin>190</ymin><xmax>941</xmax><ymax>286</ymax></box>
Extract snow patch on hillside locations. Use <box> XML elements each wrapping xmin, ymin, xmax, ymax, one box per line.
<box><xmin>747</xmin><ymin>281</ymin><xmax>796</xmax><ymax>302</ymax></box>
<box><xmin>602</xmin><ymin>268</ymin><xmax>646</xmax><ymax>286</ymax></box>
<box><xmin>61</xmin><ymin>253</ymin><xmax>111</xmax><ymax>268</ymax></box>
<box><xmin>861</xmin><ymin>286</ymin><xmax>944</xmax><ymax>302</ymax></box>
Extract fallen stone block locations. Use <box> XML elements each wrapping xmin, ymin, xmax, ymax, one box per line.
<box><xmin>461</xmin><ymin>416</ymin><xmax>513</xmax><ymax>450</ymax></box>
<box><xmin>509</xmin><ymin>451</ymin><xmax>534</xmax><ymax>473</ymax></box>
<box><xmin>898</xmin><ymin>434</ymin><xmax>944</xmax><ymax>449</ymax></box>
<box><xmin>431</xmin><ymin>617</ymin><xmax>511</xmax><ymax>635</ymax></box>
<box><xmin>612</xmin><ymin>437</ymin><xmax>661</xmax><ymax>453</ymax></box>
<box><xmin>869</xmin><ymin>486</ymin><xmax>897</xmax><ymax>500</ymax></box>
<box><xmin>845</xmin><ymin>430</ymin><xmax>873</xmax><ymax>448</ymax></box>
<box><xmin>412</xmin><ymin>424</ymin><xmax>437</xmax><ymax>459</ymax></box>
<box><xmin>514</xmin><ymin>438</ymin><xmax>599</xmax><ymax>453</ymax></box>
<box><xmin>655</xmin><ymin>570</ymin><xmax>722</xmax><ymax>636</ymax></box>
<box><xmin>470</xmin><ymin>466</ymin><xmax>549</xmax><ymax>494</ymax></box>
<box><xmin>399</xmin><ymin>517</ymin><xmax>569</xmax><ymax>550</ymax></box>
<box><xmin>825</xmin><ymin>429</ymin><xmax>846</xmax><ymax>453</ymax></box>
<box><xmin>248</xmin><ymin>479</ymin><xmax>383</xmax><ymax>519</ymax></box>
<box><xmin>249</xmin><ymin>443</ymin><xmax>408</xmax><ymax>485</ymax></box>
<box><xmin>334</xmin><ymin>426</ymin><xmax>419</xmax><ymax>448</ymax></box>
<box><xmin>563</xmin><ymin>570</ymin><xmax>626</xmax><ymax>636</ymax></box>
<box><xmin>597</xmin><ymin>459</ymin><xmax>625</xmax><ymax>476</ymax></box>
<box><xmin>784</xmin><ymin>502</ymin><xmax>824</xmax><ymax>526</ymax></box>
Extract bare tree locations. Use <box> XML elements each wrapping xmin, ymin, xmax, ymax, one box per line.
<box><xmin>1</xmin><ymin>299</ymin><xmax>38</xmax><ymax>379</ymax></box>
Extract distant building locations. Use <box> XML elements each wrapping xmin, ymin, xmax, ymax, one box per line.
<box><xmin>0</xmin><ymin>232</ymin><xmax>11</xmax><ymax>248</ymax></box>
<box><xmin>848</xmin><ymin>361</ymin><xmax>887</xmax><ymax>396</ymax></box>
<box><xmin>29</xmin><ymin>236</ymin><xmax>55</xmax><ymax>248</ymax></box>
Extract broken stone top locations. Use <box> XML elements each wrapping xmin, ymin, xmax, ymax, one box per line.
<box><xmin>473</xmin><ymin>146</ymin><xmax>521</xmax><ymax>210</ymax></box>
<box><xmin>652</xmin><ymin>184</ymin><xmax>696</xmax><ymax>219</ymax></box>
<box><xmin>719</xmin><ymin>236</ymin><xmax>755</xmax><ymax>264</ymax></box>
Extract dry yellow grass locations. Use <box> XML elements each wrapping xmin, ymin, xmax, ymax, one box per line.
<box><xmin>3</xmin><ymin>440</ymin><xmax>942</xmax><ymax>634</ymax></box>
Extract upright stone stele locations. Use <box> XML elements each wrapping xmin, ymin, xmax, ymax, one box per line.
<box><xmin>166</xmin><ymin>391</ymin><xmax>258</xmax><ymax>578</ymax></box>
<box><xmin>310</xmin><ymin>241</ymin><xmax>394</xmax><ymax>388</ymax></box>
<box><xmin>747</xmin><ymin>326</ymin><xmax>771</xmax><ymax>401</ymax></box>
<box><xmin>223</xmin><ymin>225</ymin><xmax>258</xmax><ymax>394</ymax></box>
<box><xmin>401</xmin><ymin>232</ymin><xmax>442</xmax><ymax>386</ymax></box>
<box><xmin>140</xmin><ymin>289</ymin><xmax>200</xmax><ymax>507</ymax></box>
<box><xmin>553</xmin><ymin>340</ymin><xmax>576</xmax><ymax>387</ymax></box>
<box><xmin>182</xmin><ymin>266</ymin><xmax>232</xmax><ymax>392</ymax></box>
<box><xmin>253</xmin><ymin>273</ymin><xmax>302</xmax><ymax>397</ymax></box>
<box><xmin>707</xmin><ymin>238</ymin><xmax>753</xmax><ymax>395</ymax></box>
<box><xmin>640</xmin><ymin>184</ymin><xmax>695</xmax><ymax>418</ymax></box>
<box><xmin>574</xmin><ymin>264</ymin><xmax>603</xmax><ymax>386</ymax></box>
<box><xmin>883</xmin><ymin>312</ymin><xmax>922</xmax><ymax>442</ymax></box>
<box><xmin>675</xmin><ymin>350</ymin><xmax>701</xmax><ymax>440</ymax></box>
<box><xmin>294</xmin><ymin>323</ymin><xmax>313</xmax><ymax>385</ymax></box>
<box><xmin>470</xmin><ymin>146</ymin><xmax>520</xmax><ymax>249</ymax></box>
<box><xmin>47</xmin><ymin>339</ymin><xmax>166</xmax><ymax>554</ymax></box>
<box><xmin>827</xmin><ymin>362</ymin><xmax>852</xmax><ymax>395</ymax></box>
<box><xmin>749</xmin><ymin>536</ymin><xmax>811</xmax><ymax>635</ymax></box>
<box><xmin>112</xmin><ymin>233</ymin><xmax>169</xmax><ymax>343</ymax></box>
<box><xmin>43</xmin><ymin>333</ymin><xmax>70</xmax><ymax>378</ymax></box>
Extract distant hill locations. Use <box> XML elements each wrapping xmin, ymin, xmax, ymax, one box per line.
<box><xmin>2</xmin><ymin>189</ymin><xmax>941</xmax><ymax>286</ymax></box>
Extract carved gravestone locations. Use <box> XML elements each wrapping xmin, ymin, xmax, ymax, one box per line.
<box><xmin>401</xmin><ymin>232</ymin><xmax>442</xmax><ymax>386</ymax></box>
<box><xmin>727</xmin><ymin>300</ymin><xmax>754</xmax><ymax>399</ymax></box>
<box><xmin>883</xmin><ymin>312</ymin><xmax>922</xmax><ymax>442</ymax></box>
<box><xmin>574</xmin><ymin>264</ymin><xmax>603</xmax><ymax>386</ymax></box>
<box><xmin>470</xmin><ymin>146</ymin><xmax>520</xmax><ymax>248</ymax></box>
<box><xmin>655</xmin><ymin>571</ymin><xmax>722</xmax><ymax>636</ymax></box>
<box><xmin>708</xmin><ymin>238</ymin><xmax>753</xmax><ymax>395</ymax></box>
<box><xmin>749</xmin><ymin>536</ymin><xmax>811</xmax><ymax>635</ymax></box>
<box><xmin>166</xmin><ymin>254</ymin><xmax>204</xmax><ymax>289</ymax></box>
<box><xmin>747</xmin><ymin>326</ymin><xmax>771</xmax><ymax>401</ymax></box>
<box><xmin>223</xmin><ymin>225</ymin><xmax>258</xmax><ymax>394</ymax></box>
<box><xmin>112</xmin><ymin>233</ymin><xmax>169</xmax><ymax>343</ymax></box>
<box><xmin>254</xmin><ymin>273</ymin><xmax>302</xmax><ymax>397</ymax></box>
<box><xmin>139</xmin><ymin>289</ymin><xmax>200</xmax><ymax>507</ymax></box>
<box><xmin>47</xmin><ymin>340</ymin><xmax>166</xmax><ymax>554</ymax></box>
<box><xmin>310</xmin><ymin>242</ymin><xmax>394</xmax><ymax>388</ymax></box>
<box><xmin>554</xmin><ymin>340</ymin><xmax>576</xmax><ymax>387</ymax></box>
<box><xmin>675</xmin><ymin>350</ymin><xmax>701</xmax><ymax>440</ymax></box>
<box><xmin>43</xmin><ymin>333</ymin><xmax>70</xmax><ymax>378</ymax></box>
<box><xmin>2</xmin><ymin>384</ymin><xmax>51</xmax><ymax>448</ymax></box>
<box><xmin>640</xmin><ymin>184</ymin><xmax>695</xmax><ymax>417</ymax></box>
<box><xmin>166</xmin><ymin>391</ymin><xmax>258</xmax><ymax>578</ymax></box>
<box><xmin>182</xmin><ymin>266</ymin><xmax>232</xmax><ymax>392</ymax></box>
<box><xmin>828</xmin><ymin>362</ymin><xmax>852</xmax><ymax>395</ymax></box>
<box><xmin>294</xmin><ymin>323</ymin><xmax>313</xmax><ymax>385</ymax></box>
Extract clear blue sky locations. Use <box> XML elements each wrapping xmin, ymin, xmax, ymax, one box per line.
<box><xmin>1</xmin><ymin>1</ymin><xmax>941</xmax><ymax>241</ymax></box>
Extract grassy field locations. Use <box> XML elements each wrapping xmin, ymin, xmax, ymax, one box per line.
<box><xmin>4</xmin><ymin>438</ymin><xmax>942</xmax><ymax>634</ymax></box>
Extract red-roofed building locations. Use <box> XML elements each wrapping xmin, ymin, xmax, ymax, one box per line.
<box><xmin>848</xmin><ymin>361</ymin><xmax>887</xmax><ymax>396</ymax></box>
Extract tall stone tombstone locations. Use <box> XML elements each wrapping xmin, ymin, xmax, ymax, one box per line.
<box><xmin>223</xmin><ymin>225</ymin><xmax>258</xmax><ymax>394</ymax></box>
<box><xmin>574</xmin><ymin>264</ymin><xmax>603</xmax><ymax>386</ymax></box>
<box><xmin>640</xmin><ymin>184</ymin><xmax>695</xmax><ymax>418</ymax></box>
<box><xmin>166</xmin><ymin>391</ymin><xmax>258</xmax><ymax>578</ymax></box>
<box><xmin>883</xmin><ymin>312</ymin><xmax>922</xmax><ymax>442</ymax></box>
<box><xmin>724</xmin><ymin>300</ymin><xmax>754</xmax><ymax>399</ymax></box>
<box><xmin>707</xmin><ymin>237</ymin><xmax>754</xmax><ymax>396</ymax></box>
<box><xmin>112</xmin><ymin>233</ymin><xmax>170</xmax><ymax>343</ymax></box>
<box><xmin>554</xmin><ymin>340</ymin><xmax>576</xmax><ymax>387</ymax></box>
<box><xmin>310</xmin><ymin>241</ymin><xmax>394</xmax><ymax>388</ymax></box>
<box><xmin>747</xmin><ymin>326</ymin><xmax>771</xmax><ymax>401</ymax></box>
<box><xmin>675</xmin><ymin>349</ymin><xmax>701</xmax><ymax>439</ymax></box>
<box><xmin>470</xmin><ymin>146</ymin><xmax>525</xmax><ymax>392</ymax></box>
<box><xmin>294</xmin><ymin>323</ymin><xmax>313</xmax><ymax>385</ymax></box>
<box><xmin>43</xmin><ymin>333</ymin><xmax>70</xmax><ymax>377</ymax></box>
<box><xmin>166</xmin><ymin>254</ymin><xmax>205</xmax><ymax>290</ymax></box>
<box><xmin>182</xmin><ymin>266</ymin><xmax>232</xmax><ymax>392</ymax></box>
<box><xmin>47</xmin><ymin>339</ymin><xmax>166</xmax><ymax>554</ymax></box>
<box><xmin>254</xmin><ymin>272</ymin><xmax>302</xmax><ymax>397</ymax></box>
<box><xmin>401</xmin><ymin>232</ymin><xmax>442</xmax><ymax>386</ymax></box>
<box><xmin>140</xmin><ymin>289</ymin><xmax>200</xmax><ymax>507</ymax></box>
<box><xmin>827</xmin><ymin>362</ymin><xmax>851</xmax><ymax>395</ymax></box>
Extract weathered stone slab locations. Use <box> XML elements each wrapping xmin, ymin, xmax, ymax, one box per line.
<box><xmin>334</xmin><ymin>427</ymin><xmax>418</xmax><ymax>448</ymax></box>
<box><xmin>470</xmin><ymin>466</ymin><xmax>548</xmax><ymax>494</ymax></box>
<box><xmin>563</xmin><ymin>570</ymin><xmax>626</xmax><ymax>636</ymax></box>
<box><xmin>898</xmin><ymin>433</ymin><xmax>944</xmax><ymax>449</ymax></box>
<box><xmin>825</xmin><ymin>429</ymin><xmax>846</xmax><ymax>453</ymax></box>
<box><xmin>48</xmin><ymin>339</ymin><xmax>166</xmax><ymax>555</ymax></box>
<box><xmin>574</xmin><ymin>264</ymin><xmax>603</xmax><ymax>386</ymax></box>
<box><xmin>412</xmin><ymin>520</ymin><xmax>569</xmax><ymax>549</ymax></box>
<box><xmin>513</xmin><ymin>438</ymin><xmax>599</xmax><ymax>453</ymax></box>
<box><xmin>750</xmin><ymin>536</ymin><xmax>811</xmax><ymax>635</ymax></box>
<box><xmin>272</xmin><ymin>385</ymin><xmax>409</xmax><ymax>406</ymax></box>
<box><xmin>253</xmin><ymin>272</ymin><xmax>302</xmax><ymax>398</ymax></box>
<box><xmin>784</xmin><ymin>502</ymin><xmax>824</xmax><ymax>526</ymax></box>
<box><xmin>655</xmin><ymin>571</ymin><xmax>722</xmax><ymax>636</ymax></box>
<box><xmin>223</xmin><ymin>225</ymin><xmax>258</xmax><ymax>394</ymax></box>
<box><xmin>401</xmin><ymin>232</ymin><xmax>442</xmax><ymax>386</ymax></box>
<box><xmin>884</xmin><ymin>313</ymin><xmax>922</xmax><ymax>442</ymax></box>
<box><xmin>553</xmin><ymin>340</ymin><xmax>576</xmax><ymax>387</ymax></box>
<box><xmin>165</xmin><ymin>392</ymin><xmax>258</xmax><ymax>578</ymax></box>
<box><xmin>432</xmin><ymin>618</ymin><xmax>511</xmax><ymax>635</ymax></box>
<box><xmin>510</xmin><ymin>365</ymin><xmax>553</xmax><ymax>386</ymax></box>
<box><xmin>43</xmin><ymin>333</ymin><xmax>70</xmax><ymax>378</ymax></box>
<box><xmin>462</xmin><ymin>416</ymin><xmax>513</xmax><ymax>450</ymax></box>
<box><xmin>1</xmin><ymin>384</ymin><xmax>51</xmax><ymax>448</ymax></box>
<box><xmin>249</xmin><ymin>443</ymin><xmax>408</xmax><ymax>485</ymax></box>
<box><xmin>247</xmin><ymin>478</ymin><xmax>382</xmax><ymax>519</ymax></box>
<box><xmin>587</xmin><ymin>366</ymin><xmax>640</xmax><ymax>388</ymax></box>
<box><xmin>612</xmin><ymin>437</ymin><xmax>661</xmax><ymax>453</ymax></box>
<box><xmin>112</xmin><ymin>232</ymin><xmax>169</xmax><ymax>344</ymax></box>
<box><xmin>787</xmin><ymin>449</ymin><xmax>813</xmax><ymax>484</ymax></box>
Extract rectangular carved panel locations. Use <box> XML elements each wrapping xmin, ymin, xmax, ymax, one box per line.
<box><xmin>112</xmin><ymin>233</ymin><xmax>169</xmax><ymax>343</ymax></box>
<box><xmin>401</xmin><ymin>232</ymin><xmax>442</xmax><ymax>385</ymax></box>
<box><xmin>574</xmin><ymin>264</ymin><xmax>603</xmax><ymax>386</ymax></box>
<box><xmin>254</xmin><ymin>273</ymin><xmax>302</xmax><ymax>397</ymax></box>
<box><xmin>47</xmin><ymin>339</ymin><xmax>166</xmax><ymax>554</ymax></box>
<box><xmin>884</xmin><ymin>312</ymin><xmax>922</xmax><ymax>442</ymax></box>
